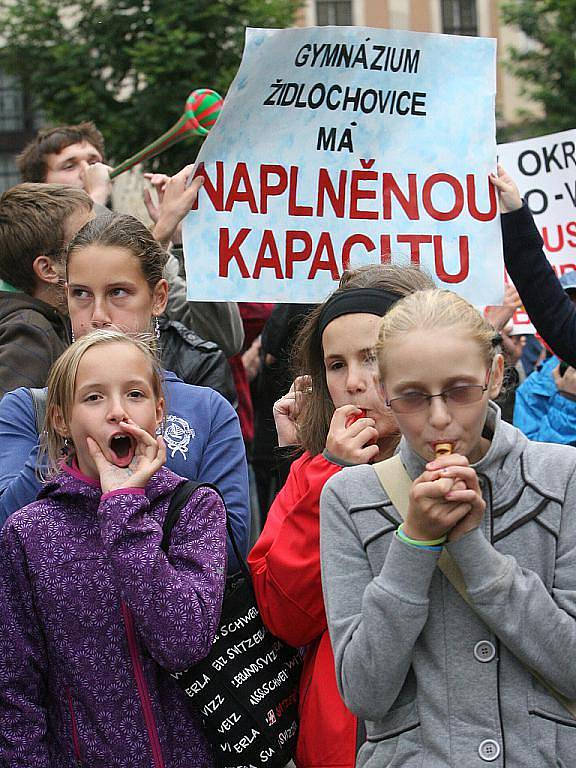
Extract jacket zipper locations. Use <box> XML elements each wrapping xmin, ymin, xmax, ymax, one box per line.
<box><xmin>121</xmin><ymin>601</ymin><xmax>166</xmax><ymax>768</ymax></box>
<box><xmin>65</xmin><ymin>687</ymin><xmax>83</xmax><ymax>766</ymax></box>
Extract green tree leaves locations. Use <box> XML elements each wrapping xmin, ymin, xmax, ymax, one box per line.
<box><xmin>501</xmin><ymin>0</ymin><xmax>576</xmax><ymax>139</ymax></box>
<box><xmin>0</xmin><ymin>0</ymin><xmax>299</xmax><ymax>171</ymax></box>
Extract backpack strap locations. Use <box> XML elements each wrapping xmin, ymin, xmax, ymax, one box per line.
<box><xmin>372</xmin><ymin>455</ymin><xmax>576</xmax><ymax>720</ymax></box>
<box><xmin>28</xmin><ymin>387</ymin><xmax>47</xmax><ymax>434</ymax></box>
<box><xmin>161</xmin><ymin>480</ymin><xmax>202</xmax><ymax>554</ymax></box>
<box><xmin>160</xmin><ymin>480</ymin><xmax>250</xmax><ymax>580</ymax></box>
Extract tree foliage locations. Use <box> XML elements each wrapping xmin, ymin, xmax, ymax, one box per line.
<box><xmin>0</xmin><ymin>0</ymin><xmax>299</xmax><ymax>171</ymax></box>
<box><xmin>500</xmin><ymin>0</ymin><xmax>576</xmax><ymax>139</ymax></box>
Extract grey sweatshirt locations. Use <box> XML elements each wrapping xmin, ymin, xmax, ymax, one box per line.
<box><xmin>320</xmin><ymin>402</ymin><xmax>576</xmax><ymax>767</ymax></box>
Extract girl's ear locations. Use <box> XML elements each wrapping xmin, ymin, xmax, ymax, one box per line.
<box><xmin>51</xmin><ymin>406</ymin><xmax>69</xmax><ymax>438</ymax></box>
<box><xmin>152</xmin><ymin>278</ymin><xmax>169</xmax><ymax>317</ymax></box>
<box><xmin>489</xmin><ymin>353</ymin><xmax>505</xmax><ymax>399</ymax></box>
<box><xmin>155</xmin><ymin>396</ymin><xmax>165</xmax><ymax>427</ymax></box>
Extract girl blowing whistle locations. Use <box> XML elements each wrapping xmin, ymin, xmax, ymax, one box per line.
<box><xmin>248</xmin><ymin>265</ymin><xmax>433</xmax><ymax>767</ymax></box>
<box><xmin>0</xmin><ymin>330</ymin><xmax>226</xmax><ymax>767</ymax></box>
<box><xmin>320</xmin><ymin>289</ymin><xmax>576</xmax><ymax>767</ymax></box>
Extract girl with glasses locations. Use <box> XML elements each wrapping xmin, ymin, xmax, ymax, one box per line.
<box><xmin>248</xmin><ymin>265</ymin><xmax>434</xmax><ymax>768</ymax></box>
<box><xmin>321</xmin><ymin>288</ymin><xmax>576</xmax><ymax>767</ymax></box>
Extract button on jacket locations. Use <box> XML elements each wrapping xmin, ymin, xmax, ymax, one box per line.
<box><xmin>320</xmin><ymin>403</ymin><xmax>576</xmax><ymax>767</ymax></box>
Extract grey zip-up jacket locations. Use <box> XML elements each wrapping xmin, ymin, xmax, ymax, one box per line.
<box><xmin>320</xmin><ymin>403</ymin><xmax>576</xmax><ymax>767</ymax></box>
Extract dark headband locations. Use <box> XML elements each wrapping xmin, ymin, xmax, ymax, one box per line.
<box><xmin>317</xmin><ymin>288</ymin><xmax>401</xmax><ymax>339</ymax></box>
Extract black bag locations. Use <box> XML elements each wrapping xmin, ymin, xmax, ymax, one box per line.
<box><xmin>161</xmin><ymin>481</ymin><xmax>303</xmax><ymax>768</ymax></box>
<box><xmin>158</xmin><ymin>315</ymin><xmax>238</xmax><ymax>407</ymax></box>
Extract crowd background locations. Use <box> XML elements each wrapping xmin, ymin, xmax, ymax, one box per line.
<box><xmin>2</xmin><ymin>1</ymin><xmax>576</xmax><ymax>766</ymax></box>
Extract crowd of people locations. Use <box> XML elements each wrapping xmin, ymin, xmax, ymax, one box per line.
<box><xmin>0</xmin><ymin>118</ymin><xmax>575</xmax><ymax>768</ymax></box>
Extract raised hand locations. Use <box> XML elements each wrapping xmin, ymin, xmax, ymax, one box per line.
<box><xmin>80</xmin><ymin>161</ymin><xmax>113</xmax><ymax>206</ymax></box>
<box><xmin>273</xmin><ymin>375</ymin><xmax>312</xmax><ymax>446</ymax></box>
<box><xmin>143</xmin><ymin>172</ymin><xmax>171</xmax><ymax>224</ymax></box>
<box><xmin>87</xmin><ymin>418</ymin><xmax>166</xmax><ymax>494</ymax></box>
<box><xmin>554</xmin><ymin>364</ymin><xmax>576</xmax><ymax>397</ymax></box>
<box><xmin>150</xmin><ymin>165</ymin><xmax>205</xmax><ymax>247</ymax></box>
<box><xmin>489</xmin><ymin>164</ymin><xmax>523</xmax><ymax>213</ymax></box>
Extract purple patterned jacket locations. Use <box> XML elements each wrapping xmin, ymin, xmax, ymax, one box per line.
<box><xmin>0</xmin><ymin>463</ymin><xmax>227</xmax><ymax>767</ymax></box>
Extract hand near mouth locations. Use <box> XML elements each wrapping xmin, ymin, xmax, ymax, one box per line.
<box><xmin>87</xmin><ymin>420</ymin><xmax>166</xmax><ymax>494</ymax></box>
<box><xmin>403</xmin><ymin>453</ymin><xmax>485</xmax><ymax>541</ymax></box>
<box><xmin>326</xmin><ymin>404</ymin><xmax>380</xmax><ymax>465</ymax></box>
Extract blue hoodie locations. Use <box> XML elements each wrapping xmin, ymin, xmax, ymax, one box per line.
<box><xmin>0</xmin><ymin>370</ymin><xmax>250</xmax><ymax>572</ymax></box>
<box><xmin>514</xmin><ymin>355</ymin><xmax>576</xmax><ymax>446</ymax></box>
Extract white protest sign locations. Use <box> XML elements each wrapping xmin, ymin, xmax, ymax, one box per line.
<box><xmin>183</xmin><ymin>26</ymin><xmax>501</xmax><ymax>304</ymax></box>
<box><xmin>498</xmin><ymin>129</ymin><xmax>576</xmax><ymax>333</ymax></box>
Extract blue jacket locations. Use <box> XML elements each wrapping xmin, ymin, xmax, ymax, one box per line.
<box><xmin>514</xmin><ymin>356</ymin><xmax>576</xmax><ymax>446</ymax></box>
<box><xmin>0</xmin><ymin>370</ymin><xmax>250</xmax><ymax>572</ymax></box>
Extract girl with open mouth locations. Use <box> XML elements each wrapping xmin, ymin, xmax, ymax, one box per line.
<box><xmin>0</xmin><ymin>330</ymin><xmax>227</xmax><ymax>766</ymax></box>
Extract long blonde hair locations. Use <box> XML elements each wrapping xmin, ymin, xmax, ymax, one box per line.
<box><xmin>40</xmin><ymin>329</ymin><xmax>164</xmax><ymax>479</ymax></box>
<box><xmin>377</xmin><ymin>289</ymin><xmax>500</xmax><ymax>378</ymax></box>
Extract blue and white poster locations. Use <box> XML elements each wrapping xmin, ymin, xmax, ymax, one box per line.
<box><xmin>183</xmin><ymin>26</ymin><xmax>501</xmax><ymax>304</ymax></box>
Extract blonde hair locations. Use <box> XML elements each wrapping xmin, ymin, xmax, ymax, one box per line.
<box><xmin>292</xmin><ymin>264</ymin><xmax>435</xmax><ymax>456</ymax></box>
<box><xmin>41</xmin><ymin>329</ymin><xmax>164</xmax><ymax>479</ymax></box>
<box><xmin>377</xmin><ymin>289</ymin><xmax>499</xmax><ymax>379</ymax></box>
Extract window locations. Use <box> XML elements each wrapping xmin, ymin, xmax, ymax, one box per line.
<box><xmin>0</xmin><ymin>71</ymin><xmax>26</xmax><ymax>133</ymax></box>
<box><xmin>316</xmin><ymin>0</ymin><xmax>353</xmax><ymax>26</ymax></box>
<box><xmin>442</xmin><ymin>0</ymin><xmax>478</xmax><ymax>36</ymax></box>
<box><xmin>0</xmin><ymin>153</ymin><xmax>20</xmax><ymax>192</ymax></box>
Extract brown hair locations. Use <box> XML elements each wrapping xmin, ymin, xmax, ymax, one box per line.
<box><xmin>292</xmin><ymin>265</ymin><xmax>435</xmax><ymax>455</ymax></box>
<box><xmin>41</xmin><ymin>329</ymin><xmax>164</xmax><ymax>479</ymax></box>
<box><xmin>67</xmin><ymin>213</ymin><xmax>168</xmax><ymax>291</ymax></box>
<box><xmin>377</xmin><ymin>289</ymin><xmax>500</xmax><ymax>381</ymax></box>
<box><xmin>0</xmin><ymin>183</ymin><xmax>93</xmax><ymax>294</ymax></box>
<box><xmin>17</xmin><ymin>122</ymin><xmax>105</xmax><ymax>183</ymax></box>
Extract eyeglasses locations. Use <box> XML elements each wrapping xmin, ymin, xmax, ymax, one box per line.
<box><xmin>386</xmin><ymin>368</ymin><xmax>491</xmax><ymax>415</ymax></box>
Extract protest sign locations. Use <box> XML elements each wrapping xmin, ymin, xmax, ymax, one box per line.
<box><xmin>183</xmin><ymin>26</ymin><xmax>500</xmax><ymax>304</ymax></box>
<box><xmin>498</xmin><ymin>129</ymin><xmax>576</xmax><ymax>333</ymax></box>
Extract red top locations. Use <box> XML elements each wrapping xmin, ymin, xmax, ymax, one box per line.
<box><xmin>248</xmin><ymin>451</ymin><xmax>358</xmax><ymax>768</ymax></box>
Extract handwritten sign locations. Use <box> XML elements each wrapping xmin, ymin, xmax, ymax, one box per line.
<box><xmin>183</xmin><ymin>26</ymin><xmax>501</xmax><ymax>304</ymax></box>
<box><xmin>498</xmin><ymin>129</ymin><xmax>576</xmax><ymax>332</ymax></box>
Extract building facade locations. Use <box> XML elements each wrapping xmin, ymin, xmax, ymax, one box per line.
<box><xmin>296</xmin><ymin>0</ymin><xmax>538</xmax><ymax>128</ymax></box>
<box><xmin>0</xmin><ymin>0</ymin><xmax>537</xmax><ymax>195</ymax></box>
<box><xmin>0</xmin><ymin>72</ymin><xmax>36</xmax><ymax>192</ymax></box>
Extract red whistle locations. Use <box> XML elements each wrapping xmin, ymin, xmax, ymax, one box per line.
<box><xmin>346</xmin><ymin>409</ymin><xmax>366</xmax><ymax>428</ymax></box>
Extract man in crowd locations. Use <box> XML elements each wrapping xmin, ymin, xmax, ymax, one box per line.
<box><xmin>17</xmin><ymin>122</ymin><xmax>111</xmax><ymax>207</ymax></box>
<box><xmin>14</xmin><ymin>122</ymin><xmax>244</xmax><ymax>356</ymax></box>
<box><xmin>0</xmin><ymin>183</ymin><xmax>94</xmax><ymax>397</ymax></box>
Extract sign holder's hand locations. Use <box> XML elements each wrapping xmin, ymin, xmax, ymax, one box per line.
<box><xmin>151</xmin><ymin>165</ymin><xmax>204</xmax><ymax>248</ymax></box>
<box><xmin>489</xmin><ymin>164</ymin><xmax>523</xmax><ymax>213</ymax></box>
